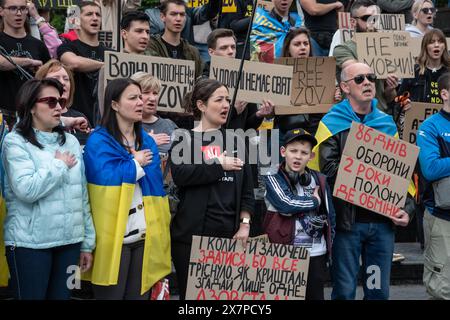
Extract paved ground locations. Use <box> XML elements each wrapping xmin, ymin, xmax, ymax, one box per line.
<box><xmin>324</xmin><ymin>284</ymin><xmax>432</xmax><ymax>300</ymax></box>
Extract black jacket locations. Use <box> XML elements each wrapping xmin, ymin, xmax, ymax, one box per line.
<box><xmin>169</xmin><ymin>129</ymin><xmax>255</xmax><ymax>244</ymax></box>
<box><xmin>319</xmin><ymin>129</ymin><xmax>416</xmax><ymax>231</ymax></box>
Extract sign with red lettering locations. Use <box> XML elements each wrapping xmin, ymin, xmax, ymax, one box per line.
<box><xmin>403</xmin><ymin>102</ymin><xmax>442</xmax><ymax>144</ymax></box>
<box><xmin>333</xmin><ymin>122</ymin><xmax>419</xmax><ymax>217</ymax></box>
<box><xmin>185</xmin><ymin>236</ymin><xmax>310</xmax><ymax>300</ymax></box>
<box><xmin>338</xmin><ymin>12</ymin><xmax>352</xmax><ymax>30</ymax></box>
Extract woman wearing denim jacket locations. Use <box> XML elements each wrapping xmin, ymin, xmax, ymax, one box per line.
<box><xmin>1</xmin><ymin>78</ymin><xmax>95</xmax><ymax>300</ymax></box>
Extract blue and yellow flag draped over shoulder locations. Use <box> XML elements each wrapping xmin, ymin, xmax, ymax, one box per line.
<box><xmin>0</xmin><ymin>115</ymin><xmax>9</xmax><ymax>287</ymax></box>
<box><xmin>309</xmin><ymin>99</ymin><xmax>415</xmax><ymax>196</ymax></box>
<box><xmin>83</xmin><ymin>126</ymin><xmax>171</xmax><ymax>294</ymax></box>
<box><xmin>250</xmin><ymin>7</ymin><xmax>302</xmax><ymax>63</ymax></box>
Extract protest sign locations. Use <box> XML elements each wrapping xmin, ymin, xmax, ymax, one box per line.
<box><xmin>98</xmin><ymin>31</ymin><xmax>114</xmax><ymax>49</ymax></box>
<box><xmin>371</xmin><ymin>14</ymin><xmax>405</xmax><ymax>32</ymax></box>
<box><xmin>257</xmin><ymin>0</ymin><xmax>274</xmax><ymax>11</ymax></box>
<box><xmin>333</xmin><ymin>122</ymin><xmax>419</xmax><ymax>217</ymax></box>
<box><xmin>340</xmin><ymin>29</ymin><xmax>355</xmax><ymax>43</ymax></box>
<box><xmin>274</xmin><ymin>57</ymin><xmax>336</xmax><ymax>114</ymax></box>
<box><xmin>210</xmin><ymin>56</ymin><xmax>293</xmax><ymax>105</ymax></box>
<box><xmin>338</xmin><ymin>12</ymin><xmax>352</xmax><ymax>30</ymax></box>
<box><xmin>356</xmin><ymin>32</ymin><xmax>415</xmax><ymax>79</ymax></box>
<box><xmin>34</xmin><ymin>0</ymin><xmax>81</xmax><ymax>8</ymax></box>
<box><xmin>186</xmin><ymin>236</ymin><xmax>310</xmax><ymax>300</ymax></box>
<box><xmin>104</xmin><ymin>52</ymin><xmax>195</xmax><ymax>113</ymax></box>
<box><xmin>403</xmin><ymin>102</ymin><xmax>442</xmax><ymax>144</ymax></box>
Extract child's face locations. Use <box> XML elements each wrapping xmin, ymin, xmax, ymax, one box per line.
<box><xmin>281</xmin><ymin>140</ymin><xmax>314</xmax><ymax>173</ymax></box>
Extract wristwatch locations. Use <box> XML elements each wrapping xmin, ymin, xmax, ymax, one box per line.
<box><xmin>240</xmin><ymin>217</ymin><xmax>251</xmax><ymax>225</ymax></box>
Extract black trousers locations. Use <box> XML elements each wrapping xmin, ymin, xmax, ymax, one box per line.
<box><xmin>305</xmin><ymin>254</ymin><xmax>329</xmax><ymax>300</ymax></box>
<box><xmin>171</xmin><ymin>241</ymin><xmax>192</xmax><ymax>300</ymax></box>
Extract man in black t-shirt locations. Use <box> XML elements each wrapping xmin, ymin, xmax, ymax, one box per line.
<box><xmin>0</xmin><ymin>0</ymin><xmax>50</xmax><ymax>128</ymax></box>
<box><xmin>57</xmin><ymin>1</ymin><xmax>107</xmax><ymax>126</ymax></box>
<box><xmin>145</xmin><ymin>0</ymin><xmax>203</xmax><ymax>79</ymax></box>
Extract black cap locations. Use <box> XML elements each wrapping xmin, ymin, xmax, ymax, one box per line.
<box><xmin>283</xmin><ymin>128</ymin><xmax>318</xmax><ymax>147</ymax></box>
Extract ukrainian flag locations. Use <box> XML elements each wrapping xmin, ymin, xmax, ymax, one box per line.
<box><xmin>83</xmin><ymin>126</ymin><xmax>171</xmax><ymax>294</ymax></box>
<box><xmin>309</xmin><ymin>99</ymin><xmax>415</xmax><ymax>196</ymax></box>
<box><xmin>0</xmin><ymin>116</ymin><xmax>9</xmax><ymax>287</ymax></box>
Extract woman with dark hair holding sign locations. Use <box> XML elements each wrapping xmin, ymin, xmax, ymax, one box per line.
<box><xmin>169</xmin><ymin>78</ymin><xmax>255</xmax><ymax>300</ymax></box>
<box><xmin>275</xmin><ymin>27</ymin><xmax>342</xmax><ymax>153</ymax></box>
<box><xmin>397</xmin><ymin>28</ymin><xmax>450</xmax><ymax>250</ymax></box>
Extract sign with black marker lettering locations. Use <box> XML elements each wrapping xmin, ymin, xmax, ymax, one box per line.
<box><xmin>98</xmin><ymin>31</ymin><xmax>113</xmax><ymax>49</ymax></box>
<box><xmin>371</xmin><ymin>14</ymin><xmax>406</xmax><ymax>32</ymax></box>
<box><xmin>356</xmin><ymin>32</ymin><xmax>415</xmax><ymax>79</ymax></box>
<box><xmin>403</xmin><ymin>102</ymin><xmax>441</xmax><ymax>144</ymax></box>
<box><xmin>186</xmin><ymin>236</ymin><xmax>310</xmax><ymax>300</ymax></box>
<box><xmin>34</xmin><ymin>0</ymin><xmax>81</xmax><ymax>8</ymax></box>
<box><xmin>104</xmin><ymin>52</ymin><xmax>195</xmax><ymax>113</ymax></box>
<box><xmin>333</xmin><ymin>122</ymin><xmax>419</xmax><ymax>217</ymax></box>
<box><xmin>274</xmin><ymin>57</ymin><xmax>336</xmax><ymax>114</ymax></box>
<box><xmin>210</xmin><ymin>56</ymin><xmax>293</xmax><ymax>105</ymax></box>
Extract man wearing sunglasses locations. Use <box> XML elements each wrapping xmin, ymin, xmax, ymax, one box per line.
<box><xmin>0</xmin><ymin>0</ymin><xmax>51</xmax><ymax>129</ymax></box>
<box><xmin>313</xmin><ymin>62</ymin><xmax>415</xmax><ymax>300</ymax></box>
<box><xmin>333</xmin><ymin>0</ymin><xmax>399</xmax><ymax>116</ymax></box>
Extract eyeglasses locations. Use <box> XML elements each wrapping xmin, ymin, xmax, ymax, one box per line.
<box><xmin>343</xmin><ymin>73</ymin><xmax>377</xmax><ymax>85</ymax></box>
<box><xmin>1</xmin><ymin>6</ymin><xmax>29</xmax><ymax>14</ymax></box>
<box><xmin>420</xmin><ymin>7</ymin><xmax>437</xmax><ymax>14</ymax></box>
<box><xmin>36</xmin><ymin>97</ymin><xmax>67</xmax><ymax>109</ymax></box>
<box><xmin>354</xmin><ymin>14</ymin><xmax>373</xmax><ymax>22</ymax></box>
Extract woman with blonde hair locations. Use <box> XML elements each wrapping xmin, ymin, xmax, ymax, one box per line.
<box><xmin>405</xmin><ymin>0</ymin><xmax>436</xmax><ymax>38</ymax></box>
<box><xmin>130</xmin><ymin>72</ymin><xmax>177</xmax><ymax>155</ymax></box>
<box><xmin>35</xmin><ymin>59</ymin><xmax>90</xmax><ymax>144</ymax></box>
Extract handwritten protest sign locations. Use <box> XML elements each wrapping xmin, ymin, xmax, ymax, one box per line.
<box><xmin>104</xmin><ymin>52</ymin><xmax>195</xmax><ymax>113</ymax></box>
<box><xmin>210</xmin><ymin>56</ymin><xmax>293</xmax><ymax>105</ymax></box>
<box><xmin>338</xmin><ymin>12</ymin><xmax>352</xmax><ymax>30</ymax></box>
<box><xmin>257</xmin><ymin>0</ymin><xmax>274</xmax><ymax>11</ymax></box>
<box><xmin>371</xmin><ymin>14</ymin><xmax>405</xmax><ymax>32</ymax></box>
<box><xmin>403</xmin><ymin>102</ymin><xmax>442</xmax><ymax>144</ymax></box>
<box><xmin>98</xmin><ymin>31</ymin><xmax>113</xmax><ymax>49</ymax></box>
<box><xmin>356</xmin><ymin>32</ymin><xmax>415</xmax><ymax>79</ymax></box>
<box><xmin>186</xmin><ymin>236</ymin><xmax>310</xmax><ymax>300</ymax></box>
<box><xmin>34</xmin><ymin>0</ymin><xmax>81</xmax><ymax>8</ymax></box>
<box><xmin>333</xmin><ymin>122</ymin><xmax>419</xmax><ymax>217</ymax></box>
<box><xmin>274</xmin><ymin>57</ymin><xmax>336</xmax><ymax>114</ymax></box>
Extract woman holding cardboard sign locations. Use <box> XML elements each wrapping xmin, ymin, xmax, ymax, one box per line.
<box><xmin>275</xmin><ymin>27</ymin><xmax>342</xmax><ymax>151</ymax></box>
<box><xmin>169</xmin><ymin>78</ymin><xmax>255</xmax><ymax>300</ymax></box>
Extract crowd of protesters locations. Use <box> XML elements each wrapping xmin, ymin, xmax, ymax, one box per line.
<box><xmin>0</xmin><ymin>0</ymin><xmax>449</xmax><ymax>301</ymax></box>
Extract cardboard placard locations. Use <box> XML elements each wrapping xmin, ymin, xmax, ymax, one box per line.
<box><xmin>356</xmin><ymin>32</ymin><xmax>415</xmax><ymax>79</ymax></box>
<box><xmin>257</xmin><ymin>0</ymin><xmax>274</xmax><ymax>11</ymax></box>
<box><xmin>98</xmin><ymin>31</ymin><xmax>113</xmax><ymax>49</ymax></box>
<box><xmin>34</xmin><ymin>0</ymin><xmax>81</xmax><ymax>8</ymax></box>
<box><xmin>338</xmin><ymin>12</ymin><xmax>352</xmax><ymax>30</ymax></box>
<box><xmin>210</xmin><ymin>55</ymin><xmax>293</xmax><ymax>105</ymax></box>
<box><xmin>186</xmin><ymin>236</ymin><xmax>310</xmax><ymax>300</ymax></box>
<box><xmin>274</xmin><ymin>57</ymin><xmax>336</xmax><ymax>114</ymax></box>
<box><xmin>371</xmin><ymin>14</ymin><xmax>405</xmax><ymax>32</ymax></box>
<box><xmin>104</xmin><ymin>52</ymin><xmax>195</xmax><ymax>113</ymax></box>
<box><xmin>340</xmin><ymin>29</ymin><xmax>355</xmax><ymax>44</ymax></box>
<box><xmin>403</xmin><ymin>102</ymin><xmax>442</xmax><ymax>144</ymax></box>
<box><xmin>333</xmin><ymin>122</ymin><xmax>419</xmax><ymax>217</ymax></box>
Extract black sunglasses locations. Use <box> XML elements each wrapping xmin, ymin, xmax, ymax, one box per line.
<box><xmin>420</xmin><ymin>7</ymin><xmax>437</xmax><ymax>14</ymax></box>
<box><xmin>36</xmin><ymin>96</ymin><xmax>67</xmax><ymax>109</ymax></box>
<box><xmin>354</xmin><ymin>14</ymin><xmax>372</xmax><ymax>22</ymax></box>
<box><xmin>343</xmin><ymin>73</ymin><xmax>377</xmax><ymax>85</ymax></box>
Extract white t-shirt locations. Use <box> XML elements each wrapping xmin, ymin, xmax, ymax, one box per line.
<box><xmin>292</xmin><ymin>177</ymin><xmax>327</xmax><ymax>257</ymax></box>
